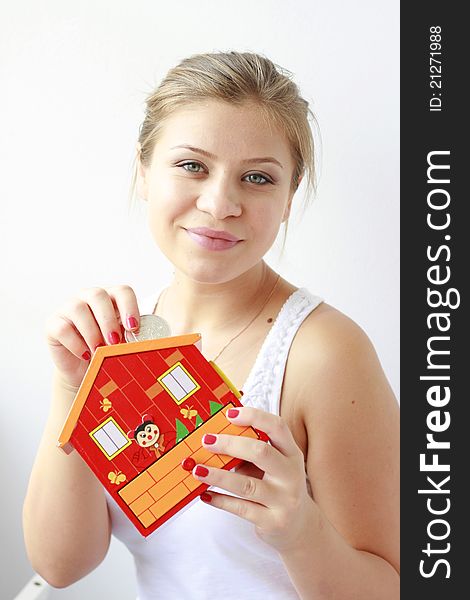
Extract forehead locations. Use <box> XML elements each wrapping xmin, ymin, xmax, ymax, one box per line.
<box><xmin>153</xmin><ymin>100</ymin><xmax>293</xmax><ymax>165</ymax></box>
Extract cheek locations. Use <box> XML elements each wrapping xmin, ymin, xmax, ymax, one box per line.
<box><xmin>148</xmin><ymin>178</ymin><xmax>193</xmax><ymax>227</ymax></box>
<box><xmin>249</xmin><ymin>204</ymin><xmax>284</xmax><ymax>243</ymax></box>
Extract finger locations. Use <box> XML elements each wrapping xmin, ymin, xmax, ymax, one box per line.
<box><xmin>56</xmin><ymin>296</ymin><xmax>108</xmax><ymax>353</ymax></box>
<box><xmin>77</xmin><ymin>287</ymin><xmax>124</xmax><ymax>345</ymax></box>
<box><xmin>234</xmin><ymin>462</ymin><xmax>265</xmax><ymax>480</ymax></box>
<box><xmin>105</xmin><ymin>284</ymin><xmax>140</xmax><ymax>333</ymax></box>
<box><xmin>192</xmin><ymin>463</ymin><xmax>273</xmax><ymax>506</ymax></box>
<box><xmin>199</xmin><ymin>489</ymin><xmax>268</xmax><ymax>527</ymax></box>
<box><xmin>46</xmin><ymin>313</ymin><xmax>94</xmax><ymax>361</ymax></box>
<box><xmin>225</xmin><ymin>406</ymin><xmax>300</xmax><ymax>457</ymax></box>
<box><xmin>202</xmin><ymin>433</ymin><xmax>286</xmax><ymax>477</ymax></box>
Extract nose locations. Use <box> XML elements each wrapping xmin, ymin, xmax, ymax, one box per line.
<box><xmin>195</xmin><ymin>172</ymin><xmax>242</xmax><ymax>220</ymax></box>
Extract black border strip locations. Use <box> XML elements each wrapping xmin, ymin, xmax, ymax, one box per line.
<box><xmin>401</xmin><ymin>3</ymin><xmax>466</xmax><ymax>596</ymax></box>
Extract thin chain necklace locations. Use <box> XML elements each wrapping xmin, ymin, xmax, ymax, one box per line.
<box><xmin>154</xmin><ymin>271</ymin><xmax>281</xmax><ymax>362</ymax></box>
<box><xmin>212</xmin><ymin>272</ymin><xmax>280</xmax><ymax>362</ymax></box>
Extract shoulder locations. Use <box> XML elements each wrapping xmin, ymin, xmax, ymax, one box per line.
<box><xmin>295</xmin><ymin>300</ymin><xmax>374</xmax><ymax>356</ymax></box>
<box><xmin>283</xmin><ymin>299</ymin><xmax>399</xmax><ymax>482</ymax></box>
<box><xmin>286</xmin><ymin>303</ymin><xmax>397</xmax><ymax>426</ymax></box>
<box><xmin>284</xmin><ymin>302</ymin><xmax>400</xmax><ymax>571</ymax></box>
<box><xmin>285</xmin><ymin>301</ymin><xmax>396</xmax><ymax>411</ymax></box>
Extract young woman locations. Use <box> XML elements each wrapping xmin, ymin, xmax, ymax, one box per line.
<box><xmin>23</xmin><ymin>51</ymin><xmax>399</xmax><ymax>599</ymax></box>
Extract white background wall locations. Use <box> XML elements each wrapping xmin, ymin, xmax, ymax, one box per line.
<box><xmin>0</xmin><ymin>1</ymin><xmax>399</xmax><ymax>598</ymax></box>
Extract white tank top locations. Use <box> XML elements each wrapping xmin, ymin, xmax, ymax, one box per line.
<box><xmin>106</xmin><ymin>287</ymin><xmax>323</xmax><ymax>600</ymax></box>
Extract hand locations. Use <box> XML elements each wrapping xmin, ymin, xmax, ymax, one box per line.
<box><xmin>192</xmin><ymin>406</ymin><xmax>315</xmax><ymax>552</ymax></box>
<box><xmin>44</xmin><ymin>285</ymin><xmax>140</xmax><ymax>389</ymax></box>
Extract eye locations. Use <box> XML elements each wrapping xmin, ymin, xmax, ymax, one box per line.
<box><xmin>177</xmin><ymin>162</ymin><xmax>273</xmax><ymax>185</ymax></box>
<box><xmin>244</xmin><ymin>173</ymin><xmax>272</xmax><ymax>185</ymax></box>
<box><xmin>145</xmin><ymin>425</ymin><xmax>152</xmax><ymax>433</ymax></box>
<box><xmin>179</xmin><ymin>161</ymin><xmax>205</xmax><ymax>173</ymax></box>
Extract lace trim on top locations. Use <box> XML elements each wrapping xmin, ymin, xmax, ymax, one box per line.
<box><xmin>242</xmin><ymin>287</ymin><xmax>323</xmax><ymax>416</ymax></box>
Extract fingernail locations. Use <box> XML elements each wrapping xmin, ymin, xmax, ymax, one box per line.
<box><xmin>82</xmin><ymin>351</ymin><xmax>91</xmax><ymax>361</ymax></box>
<box><xmin>200</xmin><ymin>492</ymin><xmax>212</xmax><ymax>503</ymax></box>
<box><xmin>227</xmin><ymin>408</ymin><xmax>239</xmax><ymax>419</ymax></box>
<box><xmin>108</xmin><ymin>331</ymin><xmax>121</xmax><ymax>345</ymax></box>
<box><xmin>182</xmin><ymin>457</ymin><xmax>196</xmax><ymax>472</ymax></box>
<box><xmin>126</xmin><ymin>315</ymin><xmax>138</xmax><ymax>329</ymax></box>
<box><xmin>203</xmin><ymin>434</ymin><xmax>217</xmax><ymax>445</ymax></box>
<box><xmin>194</xmin><ymin>465</ymin><xmax>209</xmax><ymax>478</ymax></box>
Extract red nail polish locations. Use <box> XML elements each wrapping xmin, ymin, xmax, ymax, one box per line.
<box><xmin>182</xmin><ymin>457</ymin><xmax>196</xmax><ymax>471</ymax></box>
<box><xmin>200</xmin><ymin>492</ymin><xmax>212</xmax><ymax>503</ymax></box>
<box><xmin>227</xmin><ymin>408</ymin><xmax>239</xmax><ymax>418</ymax></box>
<box><xmin>108</xmin><ymin>331</ymin><xmax>120</xmax><ymax>344</ymax></box>
<box><xmin>82</xmin><ymin>351</ymin><xmax>91</xmax><ymax>361</ymax></box>
<box><xmin>195</xmin><ymin>465</ymin><xmax>209</xmax><ymax>478</ymax></box>
<box><xmin>203</xmin><ymin>434</ymin><xmax>217</xmax><ymax>445</ymax></box>
<box><xmin>126</xmin><ymin>315</ymin><xmax>138</xmax><ymax>329</ymax></box>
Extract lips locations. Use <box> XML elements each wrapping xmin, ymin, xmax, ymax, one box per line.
<box><xmin>185</xmin><ymin>228</ymin><xmax>242</xmax><ymax>251</ymax></box>
<box><xmin>186</xmin><ymin>227</ymin><xmax>241</xmax><ymax>242</ymax></box>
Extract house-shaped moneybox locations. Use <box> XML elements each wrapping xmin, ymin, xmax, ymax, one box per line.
<box><xmin>58</xmin><ymin>333</ymin><xmax>267</xmax><ymax>537</ymax></box>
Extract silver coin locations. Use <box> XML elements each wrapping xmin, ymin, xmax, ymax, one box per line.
<box><xmin>124</xmin><ymin>314</ymin><xmax>172</xmax><ymax>342</ymax></box>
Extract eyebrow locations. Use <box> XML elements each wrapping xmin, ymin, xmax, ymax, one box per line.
<box><xmin>169</xmin><ymin>145</ymin><xmax>284</xmax><ymax>169</ymax></box>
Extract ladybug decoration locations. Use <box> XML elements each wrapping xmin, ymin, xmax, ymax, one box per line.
<box><xmin>128</xmin><ymin>414</ymin><xmax>166</xmax><ymax>458</ymax></box>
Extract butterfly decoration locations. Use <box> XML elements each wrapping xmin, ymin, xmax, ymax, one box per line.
<box><xmin>180</xmin><ymin>405</ymin><xmax>198</xmax><ymax>420</ymax></box>
<box><xmin>100</xmin><ymin>398</ymin><xmax>112</xmax><ymax>412</ymax></box>
<box><xmin>108</xmin><ymin>470</ymin><xmax>126</xmax><ymax>485</ymax></box>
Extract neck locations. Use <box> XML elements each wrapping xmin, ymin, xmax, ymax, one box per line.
<box><xmin>157</xmin><ymin>261</ymin><xmax>279</xmax><ymax>335</ymax></box>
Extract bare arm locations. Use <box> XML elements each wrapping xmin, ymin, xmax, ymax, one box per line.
<box><xmin>279</xmin><ymin>305</ymin><xmax>400</xmax><ymax>598</ymax></box>
<box><xmin>23</xmin><ymin>373</ymin><xmax>111</xmax><ymax>587</ymax></box>
<box><xmin>23</xmin><ymin>285</ymin><xmax>141</xmax><ymax>587</ymax></box>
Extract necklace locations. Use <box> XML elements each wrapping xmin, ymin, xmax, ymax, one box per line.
<box><xmin>153</xmin><ymin>270</ymin><xmax>281</xmax><ymax>362</ymax></box>
<box><xmin>212</xmin><ymin>272</ymin><xmax>280</xmax><ymax>362</ymax></box>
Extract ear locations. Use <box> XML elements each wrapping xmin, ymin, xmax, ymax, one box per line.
<box><xmin>127</xmin><ymin>429</ymin><xmax>135</xmax><ymax>440</ymax></box>
<box><xmin>136</xmin><ymin>143</ymin><xmax>149</xmax><ymax>201</ymax></box>
<box><xmin>143</xmin><ymin>414</ymin><xmax>154</xmax><ymax>423</ymax></box>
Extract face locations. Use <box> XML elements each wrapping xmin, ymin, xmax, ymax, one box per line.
<box><xmin>138</xmin><ymin>100</ymin><xmax>296</xmax><ymax>283</ymax></box>
<box><xmin>136</xmin><ymin>423</ymin><xmax>160</xmax><ymax>447</ymax></box>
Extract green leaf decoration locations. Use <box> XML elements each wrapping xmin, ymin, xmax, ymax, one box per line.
<box><xmin>175</xmin><ymin>418</ymin><xmax>190</xmax><ymax>443</ymax></box>
<box><xmin>195</xmin><ymin>414</ymin><xmax>203</xmax><ymax>428</ymax></box>
<box><xmin>209</xmin><ymin>400</ymin><xmax>224</xmax><ymax>416</ymax></box>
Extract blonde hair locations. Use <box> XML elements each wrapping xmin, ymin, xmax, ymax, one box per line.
<box><xmin>130</xmin><ymin>51</ymin><xmax>318</xmax><ymax>250</ymax></box>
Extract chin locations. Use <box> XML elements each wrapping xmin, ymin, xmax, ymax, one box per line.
<box><xmin>180</xmin><ymin>263</ymin><xmax>242</xmax><ymax>285</ymax></box>
<box><xmin>180</xmin><ymin>254</ymin><xmax>259</xmax><ymax>285</ymax></box>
